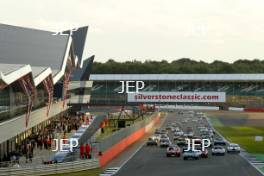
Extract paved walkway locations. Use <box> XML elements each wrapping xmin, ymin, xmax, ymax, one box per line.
<box><xmin>12</xmin><ymin>131</ymin><xmax>75</xmax><ymax>167</ymax></box>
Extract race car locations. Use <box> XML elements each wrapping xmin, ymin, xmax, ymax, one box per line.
<box><xmin>213</xmin><ymin>139</ymin><xmax>226</xmax><ymax>146</ymax></box>
<box><xmin>174</xmin><ymin>130</ymin><xmax>184</xmax><ymax>136</ymax></box>
<box><xmin>146</xmin><ymin>137</ymin><xmax>158</xmax><ymax>146</ymax></box>
<box><xmin>212</xmin><ymin>146</ymin><xmax>226</xmax><ymax>156</ymax></box>
<box><xmin>176</xmin><ymin>138</ymin><xmax>187</xmax><ymax>146</ymax></box>
<box><xmin>227</xmin><ymin>143</ymin><xmax>241</xmax><ymax>153</ymax></box>
<box><xmin>166</xmin><ymin>145</ymin><xmax>181</xmax><ymax>157</ymax></box>
<box><xmin>160</xmin><ymin>138</ymin><xmax>171</xmax><ymax>148</ymax></box>
<box><xmin>183</xmin><ymin>150</ymin><xmax>201</xmax><ymax>160</ymax></box>
<box><xmin>160</xmin><ymin>134</ymin><xmax>170</xmax><ymax>141</ymax></box>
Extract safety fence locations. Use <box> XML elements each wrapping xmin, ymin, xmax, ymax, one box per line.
<box><xmin>0</xmin><ymin>158</ymin><xmax>99</xmax><ymax>176</ymax></box>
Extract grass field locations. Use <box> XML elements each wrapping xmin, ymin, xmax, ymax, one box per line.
<box><xmin>48</xmin><ymin>168</ymin><xmax>102</xmax><ymax>176</ymax></box>
<box><xmin>207</xmin><ymin>112</ymin><xmax>264</xmax><ymax>154</ymax></box>
<box><xmin>215</xmin><ymin>126</ymin><xmax>264</xmax><ymax>154</ymax></box>
<box><xmin>261</xmin><ymin>167</ymin><xmax>264</xmax><ymax>173</ymax></box>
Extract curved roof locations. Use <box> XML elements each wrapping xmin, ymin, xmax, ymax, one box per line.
<box><xmin>90</xmin><ymin>74</ymin><xmax>264</xmax><ymax>82</ymax></box>
<box><xmin>0</xmin><ymin>24</ymin><xmax>89</xmax><ymax>87</ymax></box>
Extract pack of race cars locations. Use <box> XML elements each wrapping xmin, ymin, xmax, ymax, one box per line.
<box><xmin>146</xmin><ymin>111</ymin><xmax>241</xmax><ymax>160</ymax></box>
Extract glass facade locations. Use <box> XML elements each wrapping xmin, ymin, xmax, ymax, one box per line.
<box><xmin>0</xmin><ymin>81</ymin><xmax>48</xmax><ymax>123</ymax></box>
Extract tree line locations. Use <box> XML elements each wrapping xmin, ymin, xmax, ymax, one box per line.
<box><xmin>91</xmin><ymin>58</ymin><xmax>264</xmax><ymax>74</ymax></box>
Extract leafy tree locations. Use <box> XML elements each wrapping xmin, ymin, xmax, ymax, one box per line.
<box><xmin>91</xmin><ymin>59</ymin><xmax>264</xmax><ymax>74</ymax></box>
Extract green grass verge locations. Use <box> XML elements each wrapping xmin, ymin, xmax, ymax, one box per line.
<box><xmin>260</xmin><ymin>167</ymin><xmax>264</xmax><ymax>173</ymax></box>
<box><xmin>214</xmin><ymin>126</ymin><xmax>264</xmax><ymax>154</ymax></box>
<box><xmin>255</xmin><ymin>154</ymin><xmax>264</xmax><ymax>162</ymax></box>
<box><xmin>47</xmin><ymin>168</ymin><xmax>102</xmax><ymax>176</ymax></box>
<box><xmin>208</xmin><ymin>116</ymin><xmax>223</xmax><ymax>127</ymax></box>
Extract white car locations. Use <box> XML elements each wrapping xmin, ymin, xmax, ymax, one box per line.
<box><xmin>160</xmin><ymin>134</ymin><xmax>170</xmax><ymax>140</ymax></box>
<box><xmin>227</xmin><ymin>143</ymin><xmax>241</xmax><ymax>153</ymax></box>
<box><xmin>171</xmin><ymin>127</ymin><xmax>176</xmax><ymax>132</ymax></box>
<box><xmin>146</xmin><ymin>137</ymin><xmax>158</xmax><ymax>146</ymax></box>
<box><xmin>174</xmin><ymin>130</ymin><xmax>184</xmax><ymax>136</ymax></box>
<box><xmin>160</xmin><ymin>139</ymin><xmax>171</xmax><ymax>148</ymax></box>
<box><xmin>183</xmin><ymin>150</ymin><xmax>201</xmax><ymax>160</ymax></box>
<box><xmin>200</xmin><ymin>128</ymin><xmax>209</xmax><ymax>133</ymax></box>
<box><xmin>151</xmin><ymin>134</ymin><xmax>161</xmax><ymax>141</ymax></box>
<box><xmin>174</xmin><ymin>127</ymin><xmax>180</xmax><ymax>131</ymax></box>
<box><xmin>212</xmin><ymin>146</ymin><xmax>226</xmax><ymax>155</ymax></box>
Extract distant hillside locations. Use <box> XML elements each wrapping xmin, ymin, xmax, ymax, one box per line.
<box><xmin>91</xmin><ymin>58</ymin><xmax>264</xmax><ymax>74</ymax></box>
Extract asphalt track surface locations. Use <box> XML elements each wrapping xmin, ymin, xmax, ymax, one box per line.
<box><xmin>116</xmin><ymin>112</ymin><xmax>263</xmax><ymax>176</ymax></box>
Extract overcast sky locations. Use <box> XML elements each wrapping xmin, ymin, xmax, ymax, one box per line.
<box><xmin>0</xmin><ymin>0</ymin><xmax>264</xmax><ymax>63</ymax></box>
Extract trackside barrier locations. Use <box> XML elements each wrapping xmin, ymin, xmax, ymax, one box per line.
<box><xmin>228</xmin><ymin>107</ymin><xmax>244</xmax><ymax>111</ymax></box>
<box><xmin>99</xmin><ymin>114</ymin><xmax>161</xmax><ymax>167</ymax></box>
<box><xmin>0</xmin><ymin>159</ymin><xmax>99</xmax><ymax>176</ymax></box>
<box><xmin>158</xmin><ymin>105</ymin><xmax>219</xmax><ymax>111</ymax></box>
<box><xmin>244</xmin><ymin>108</ymin><xmax>264</xmax><ymax>112</ymax></box>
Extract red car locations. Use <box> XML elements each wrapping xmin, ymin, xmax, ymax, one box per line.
<box><xmin>166</xmin><ymin>145</ymin><xmax>181</xmax><ymax>157</ymax></box>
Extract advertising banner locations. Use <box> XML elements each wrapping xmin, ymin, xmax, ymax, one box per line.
<box><xmin>127</xmin><ymin>92</ymin><xmax>226</xmax><ymax>103</ymax></box>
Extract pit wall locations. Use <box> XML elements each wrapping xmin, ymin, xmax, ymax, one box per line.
<box><xmin>244</xmin><ymin>108</ymin><xmax>264</xmax><ymax>112</ymax></box>
<box><xmin>158</xmin><ymin>105</ymin><xmax>219</xmax><ymax>110</ymax></box>
<box><xmin>98</xmin><ymin>113</ymin><xmax>161</xmax><ymax>167</ymax></box>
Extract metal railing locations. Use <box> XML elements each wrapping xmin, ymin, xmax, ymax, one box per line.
<box><xmin>0</xmin><ymin>158</ymin><xmax>99</xmax><ymax>176</ymax></box>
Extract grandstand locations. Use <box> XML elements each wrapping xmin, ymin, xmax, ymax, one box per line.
<box><xmin>0</xmin><ymin>24</ymin><xmax>93</xmax><ymax>161</ymax></box>
<box><xmin>90</xmin><ymin>74</ymin><xmax>264</xmax><ymax>108</ymax></box>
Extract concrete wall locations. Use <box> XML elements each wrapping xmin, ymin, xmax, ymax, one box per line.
<box><xmin>158</xmin><ymin>105</ymin><xmax>219</xmax><ymax>110</ymax></box>
<box><xmin>98</xmin><ymin>114</ymin><xmax>161</xmax><ymax>167</ymax></box>
<box><xmin>244</xmin><ymin>108</ymin><xmax>264</xmax><ymax>112</ymax></box>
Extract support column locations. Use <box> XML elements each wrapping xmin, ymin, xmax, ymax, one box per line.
<box><xmin>63</xmin><ymin>59</ymin><xmax>73</xmax><ymax>107</ymax></box>
<box><xmin>43</xmin><ymin>75</ymin><xmax>53</xmax><ymax>116</ymax></box>
<box><xmin>18</xmin><ymin>75</ymin><xmax>36</xmax><ymax>127</ymax></box>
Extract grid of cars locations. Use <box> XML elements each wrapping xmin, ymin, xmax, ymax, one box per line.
<box><xmin>146</xmin><ymin>111</ymin><xmax>241</xmax><ymax>160</ymax></box>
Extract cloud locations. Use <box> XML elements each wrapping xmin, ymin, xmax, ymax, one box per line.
<box><xmin>0</xmin><ymin>0</ymin><xmax>264</xmax><ymax>62</ymax></box>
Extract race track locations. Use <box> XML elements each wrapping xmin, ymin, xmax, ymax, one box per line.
<box><xmin>116</xmin><ymin>112</ymin><xmax>262</xmax><ymax>176</ymax></box>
